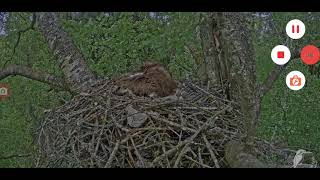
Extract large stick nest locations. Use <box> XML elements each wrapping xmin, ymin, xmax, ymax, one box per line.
<box><xmin>36</xmin><ymin>79</ymin><xmax>296</xmax><ymax>168</ymax></box>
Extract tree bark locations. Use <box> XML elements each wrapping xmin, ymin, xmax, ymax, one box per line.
<box><xmin>199</xmin><ymin>12</ymin><xmax>267</xmax><ymax>167</ymax></box>
<box><xmin>225</xmin><ymin>140</ymin><xmax>268</xmax><ymax>168</ymax></box>
<box><xmin>37</xmin><ymin>12</ymin><xmax>97</xmax><ymax>92</ymax></box>
<box><xmin>200</xmin><ymin>12</ymin><xmax>259</xmax><ymax>137</ymax></box>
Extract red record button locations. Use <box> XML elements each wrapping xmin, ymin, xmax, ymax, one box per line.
<box><xmin>300</xmin><ymin>45</ymin><xmax>320</xmax><ymax>65</ymax></box>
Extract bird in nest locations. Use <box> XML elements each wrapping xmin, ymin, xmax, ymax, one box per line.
<box><xmin>112</xmin><ymin>60</ymin><xmax>179</xmax><ymax>98</ymax></box>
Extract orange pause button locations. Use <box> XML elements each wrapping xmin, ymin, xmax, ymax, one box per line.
<box><xmin>300</xmin><ymin>45</ymin><xmax>320</xmax><ymax>65</ymax></box>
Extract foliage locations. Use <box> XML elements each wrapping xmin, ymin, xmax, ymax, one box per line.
<box><xmin>60</xmin><ymin>12</ymin><xmax>200</xmax><ymax>79</ymax></box>
<box><xmin>254</xmin><ymin>12</ymin><xmax>320</xmax><ymax>159</ymax></box>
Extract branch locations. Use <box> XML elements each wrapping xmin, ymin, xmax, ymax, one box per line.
<box><xmin>2</xmin><ymin>13</ymin><xmax>36</xmax><ymax>68</ymax></box>
<box><xmin>0</xmin><ymin>65</ymin><xmax>68</xmax><ymax>90</ymax></box>
<box><xmin>259</xmin><ymin>41</ymin><xmax>301</xmax><ymax>97</ymax></box>
<box><xmin>259</xmin><ymin>64</ymin><xmax>287</xmax><ymax>97</ymax></box>
<box><xmin>37</xmin><ymin>12</ymin><xmax>97</xmax><ymax>92</ymax></box>
<box><xmin>0</xmin><ymin>153</ymin><xmax>31</xmax><ymax>160</ymax></box>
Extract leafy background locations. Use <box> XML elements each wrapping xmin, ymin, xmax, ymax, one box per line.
<box><xmin>1</xmin><ymin>12</ymin><xmax>320</xmax><ymax>167</ymax></box>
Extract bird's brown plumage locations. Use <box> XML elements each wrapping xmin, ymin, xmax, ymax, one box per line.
<box><xmin>113</xmin><ymin>61</ymin><xmax>178</xmax><ymax>97</ymax></box>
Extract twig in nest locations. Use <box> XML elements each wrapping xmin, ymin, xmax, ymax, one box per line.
<box><xmin>151</xmin><ymin>106</ymin><xmax>229</xmax><ymax>166</ymax></box>
<box><xmin>152</xmin><ymin>114</ymin><xmax>196</xmax><ymax>133</ymax></box>
<box><xmin>173</xmin><ymin>145</ymin><xmax>190</xmax><ymax>167</ymax></box>
<box><xmin>202</xmin><ymin>135</ymin><xmax>220</xmax><ymax>168</ymax></box>
<box><xmin>184</xmin><ymin>155</ymin><xmax>212</xmax><ymax>168</ymax></box>
<box><xmin>184</xmin><ymin>81</ymin><xmax>237</xmax><ymax>105</ymax></box>
<box><xmin>130</xmin><ymin>137</ymin><xmax>146</xmax><ymax>167</ymax></box>
<box><xmin>104</xmin><ymin>140</ymin><xmax>120</xmax><ymax>168</ymax></box>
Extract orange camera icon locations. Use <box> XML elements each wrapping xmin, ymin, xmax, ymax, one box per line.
<box><xmin>290</xmin><ymin>75</ymin><xmax>301</xmax><ymax>86</ymax></box>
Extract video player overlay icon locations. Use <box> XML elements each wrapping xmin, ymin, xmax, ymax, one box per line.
<box><xmin>271</xmin><ymin>45</ymin><xmax>291</xmax><ymax>65</ymax></box>
<box><xmin>300</xmin><ymin>45</ymin><xmax>320</xmax><ymax>65</ymax></box>
<box><xmin>271</xmin><ymin>19</ymin><xmax>320</xmax><ymax>91</ymax></box>
<box><xmin>286</xmin><ymin>71</ymin><xmax>306</xmax><ymax>91</ymax></box>
<box><xmin>286</xmin><ymin>19</ymin><xmax>306</xmax><ymax>40</ymax></box>
<box><xmin>0</xmin><ymin>83</ymin><xmax>10</xmax><ymax>100</ymax></box>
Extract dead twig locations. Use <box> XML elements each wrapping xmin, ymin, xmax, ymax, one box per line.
<box><xmin>104</xmin><ymin>141</ymin><xmax>120</xmax><ymax>168</ymax></box>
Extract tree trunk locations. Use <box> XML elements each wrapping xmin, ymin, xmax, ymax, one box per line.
<box><xmin>37</xmin><ymin>12</ymin><xmax>97</xmax><ymax>92</ymax></box>
<box><xmin>199</xmin><ymin>12</ymin><xmax>266</xmax><ymax>167</ymax></box>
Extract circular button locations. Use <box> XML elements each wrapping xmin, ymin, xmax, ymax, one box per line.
<box><xmin>300</xmin><ymin>45</ymin><xmax>320</xmax><ymax>65</ymax></box>
<box><xmin>286</xmin><ymin>19</ymin><xmax>305</xmax><ymax>39</ymax></box>
<box><xmin>271</xmin><ymin>45</ymin><xmax>291</xmax><ymax>65</ymax></box>
<box><xmin>286</xmin><ymin>71</ymin><xmax>306</xmax><ymax>91</ymax></box>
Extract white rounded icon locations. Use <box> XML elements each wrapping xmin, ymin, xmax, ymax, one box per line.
<box><xmin>286</xmin><ymin>71</ymin><xmax>305</xmax><ymax>91</ymax></box>
<box><xmin>271</xmin><ymin>45</ymin><xmax>291</xmax><ymax>65</ymax></box>
<box><xmin>286</xmin><ymin>19</ymin><xmax>305</xmax><ymax>39</ymax></box>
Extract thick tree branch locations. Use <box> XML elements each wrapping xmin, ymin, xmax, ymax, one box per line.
<box><xmin>259</xmin><ymin>64</ymin><xmax>287</xmax><ymax>97</ymax></box>
<box><xmin>0</xmin><ymin>65</ymin><xmax>68</xmax><ymax>90</ymax></box>
<box><xmin>37</xmin><ymin>12</ymin><xmax>97</xmax><ymax>92</ymax></box>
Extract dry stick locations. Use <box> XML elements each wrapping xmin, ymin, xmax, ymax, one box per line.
<box><xmin>94</xmin><ymin>116</ymin><xmax>108</xmax><ymax>156</ymax></box>
<box><xmin>155</xmin><ymin>116</ymin><xmax>197</xmax><ymax>133</ymax></box>
<box><xmin>185</xmin><ymin>81</ymin><xmax>236</xmax><ymax>105</ymax></box>
<box><xmin>182</xmin><ymin>102</ymin><xmax>222</xmax><ymax>115</ymax></box>
<box><xmin>184</xmin><ymin>155</ymin><xmax>212</xmax><ymax>168</ymax></box>
<box><xmin>173</xmin><ymin>146</ymin><xmax>190</xmax><ymax>168</ymax></box>
<box><xmin>202</xmin><ymin>135</ymin><xmax>220</xmax><ymax>168</ymax></box>
<box><xmin>151</xmin><ymin>106</ymin><xmax>229</xmax><ymax>166</ymax></box>
<box><xmin>148</xmin><ymin>117</ymin><xmax>171</xmax><ymax>167</ymax></box>
<box><xmin>189</xmin><ymin>148</ymin><xmax>198</xmax><ymax>158</ymax></box>
<box><xmin>159</xmin><ymin>133</ymin><xmax>171</xmax><ymax>168</ymax></box>
<box><xmin>71</xmin><ymin>141</ymin><xmax>83</xmax><ymax>167</ymax></box>
<box><xmin>104</xmin><ymin>140</ymin><xmax>120</xmax><ymax>168</ymax></box>
<box><xmin>174</xmin><ymin>106</ymin><xmax>218</xmax><ymax>111</ymax></box>
<box><xmin>198</xmin><ymin>147</ymin><xmax>204</xmax><ymax>166</ymax></box>
<box><xmin>89</xmin><ymin>121</ymin><xmax>98</xmax><ymax>166</ymax></box>
<box><xmin>134</xmin><ymin>127</ymin><xmax>168</xmax><ymax>131</ymax></box>
<box><xmin>130</xmin><ymin>137</ymin><xmax>146</xmax><ymax>167</ymax></box>
<box><xmin>167</xmin><ymin>126</ymin><xmax>180</xmax><ymax>137</ymax></box>
<box><xmin>109</xmin><ymin>112</ymin><xmax>129</xmax><ymax>132</ymax></box>
<box><xmin>126</xmin><ymin>141</ymin><xmax>135</xmax><ymax>167</ymax></box>
<box><xmin>139</xmin><ymin>141</ymin><xmax>171</xmax><ymax>150</ymax></box>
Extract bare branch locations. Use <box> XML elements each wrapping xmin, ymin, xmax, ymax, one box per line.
<box><xmin>0</xmin><ymin>64</ymin><xmax>68</xmax><ymax>90</ymax></box>
<box><xmin>259</xmin><ymin>64</ymin><xmax>287</xmax><ymax>97</ymax></box>
<box><xmin>0</xmin><ymin>153</ymin><xmax>31</xmax><ymax>160</ymax></box>
<box><xmin>259</xmin><ymin>39</ymin><xmax>301</xmax><ymax>97</ymax></box>
<box><xmin>3</xmin><ymin>13</ymin><xmax>36</xmax><ymax>68</ymax></box>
